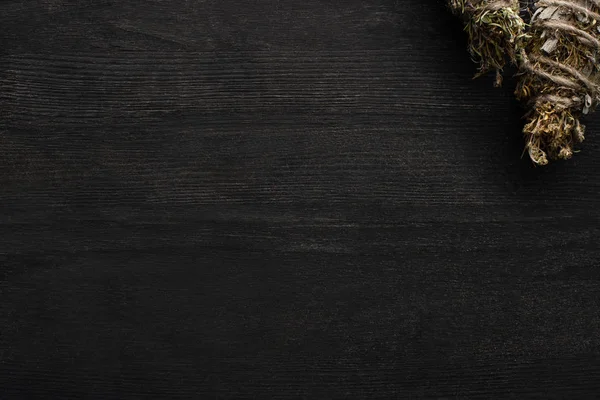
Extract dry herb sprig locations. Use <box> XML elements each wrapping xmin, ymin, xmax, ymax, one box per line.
<box><xmin>449</xmin><ymin>0</ymin><xmax>529</xmax><ymax>86</ymax></box>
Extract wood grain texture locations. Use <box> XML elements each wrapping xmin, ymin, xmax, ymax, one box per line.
<box><xmin>2</xmin><ymin>0</ymin><xmax>600</xmax><ymax>398</ymax></box>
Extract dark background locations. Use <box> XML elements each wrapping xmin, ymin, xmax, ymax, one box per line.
<box><xmin>1</xmin><ymin>0</ymin><xmax>600</xmax><ymax>398</ymax></box>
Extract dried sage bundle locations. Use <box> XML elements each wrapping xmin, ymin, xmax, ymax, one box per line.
<box><xmin>449</xmin><ymin>0</ymin><xmax>528</xmax><ymax>86</ymax></box>
<box><xmin>515</xmin><ymin>0</ymin><xmax>600</xmax><ymax>164</ymax></box>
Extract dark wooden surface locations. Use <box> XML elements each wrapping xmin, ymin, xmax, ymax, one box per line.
<box><xmin>2</xmin><ymin>0</ymin><xmax>600</xmax><ymax>398</ymax></box>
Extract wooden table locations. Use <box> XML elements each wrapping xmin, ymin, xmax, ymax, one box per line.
<box><xmin>1</xmin><ymin>0</ymin><xmax>599</xmax><ymax>397</ymax></box>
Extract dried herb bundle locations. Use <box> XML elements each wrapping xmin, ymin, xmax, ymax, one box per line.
<box><xmin>449</xmin><ymin>0</ymin><xmax>528</xmax><ymax>86</ymax></box>
<box><xmin>450</xmin><ymin>0</ymin><xmax>600</xmax><ymax>164</ymax></box>
<box><xmin>515</xmin><ymin>0</ymin><xmax>600</xmax><ymax>165</ymax></box>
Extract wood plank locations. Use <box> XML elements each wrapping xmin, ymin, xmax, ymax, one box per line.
<box><xmin>2</xmin><ymin>0</ymin><xmax>600</xmax><ymax>398</ymax></box>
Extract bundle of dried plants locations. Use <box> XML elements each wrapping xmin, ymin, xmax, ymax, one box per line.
<box><xmin>449</xmin><ymin>0</ymin><xmax>600</xmax><ymax>165</ymax></box>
